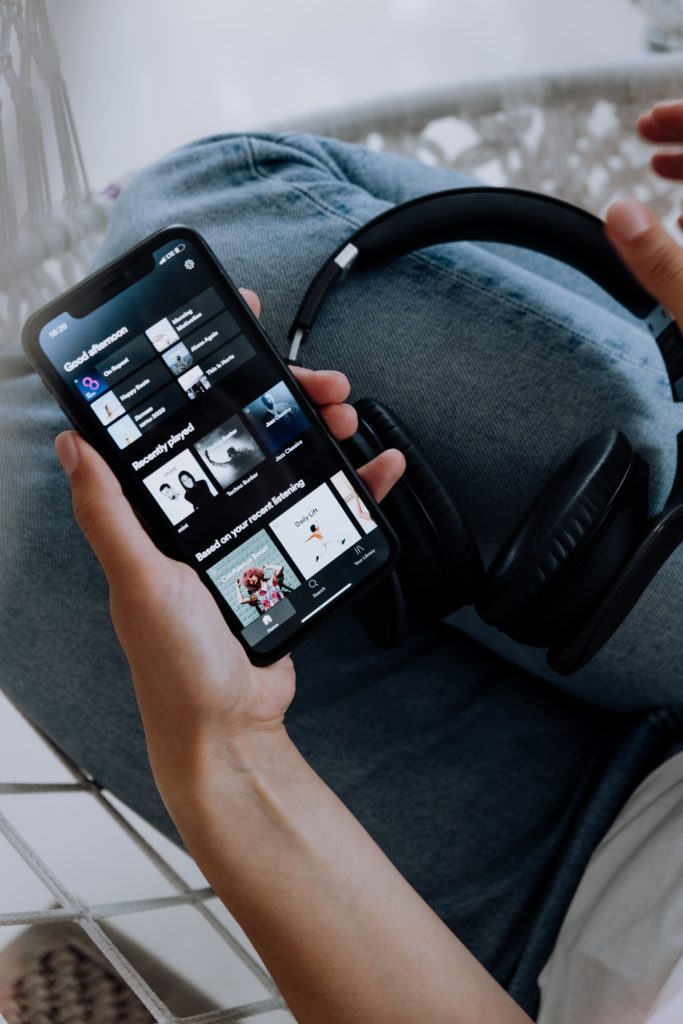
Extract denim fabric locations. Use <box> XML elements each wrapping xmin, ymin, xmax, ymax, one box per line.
<box><xmin>2</xmin><ymin>133</ymin><xmax>682</xmax><ymax>1017</ymax></box>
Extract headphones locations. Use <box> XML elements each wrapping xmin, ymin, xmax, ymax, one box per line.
<box><xmin>286</xmin><ymin>187</ymin><xmax>683</xmax><ymax>676</ymax></box>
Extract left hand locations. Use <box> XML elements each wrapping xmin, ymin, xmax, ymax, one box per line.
<box><xmin>55</xmin><ymin>288</ymin><xmax>406</xmax><ymax>790</ymax></box>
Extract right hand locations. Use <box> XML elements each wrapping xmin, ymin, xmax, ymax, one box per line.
<box><xmin>598</xmin><ymin>99</ymin><xmax>683</xmax><ymax>342</ymax></box>
<box><xmin>637</xmin><ymin>100</ymin><xmax>683</xmax><ymax>227</ymax></box>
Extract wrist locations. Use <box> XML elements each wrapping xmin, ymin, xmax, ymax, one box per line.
<box><xmin>150</xmin><ymin>719</ymin><xmax>295</xmax><ymax>817</ymax></box>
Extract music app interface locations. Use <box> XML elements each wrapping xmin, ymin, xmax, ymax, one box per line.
<box><xmin>39</xmin><ymin>238</ymin><xmax>392</xmax><ymax>654</ymax></box>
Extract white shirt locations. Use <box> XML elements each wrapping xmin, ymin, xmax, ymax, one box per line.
<box><xmin>538</xmin><ymin>749</ymin><xmax>683</xmax><ymax>1024</ymax></box>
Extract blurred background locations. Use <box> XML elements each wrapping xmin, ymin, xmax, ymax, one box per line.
<box><xmin>50</xmin><ymin>0</ymin><xmax>647</xmax><ymax>188</ymax></box>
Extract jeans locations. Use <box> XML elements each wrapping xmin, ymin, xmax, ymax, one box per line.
<box><xmin>2</xmin><ymin>133</ymin><xmax>683</xmax><ymax>1017</ymax></box>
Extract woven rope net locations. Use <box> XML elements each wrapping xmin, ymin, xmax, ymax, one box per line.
<box><xmin>2</xmin><ymin>0</ymin><xmax>683</xmax><ymax>346</ymax></box>
<box><xmin>0</xmin><ymin>0</ymin><xmax>107</xmax><ymax>347</ymax></box>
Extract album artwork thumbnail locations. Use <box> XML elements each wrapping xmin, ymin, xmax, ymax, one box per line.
<box><xmin>178</xmin><ymin>364</ymin><xmax>211</xmax><ymax>399</ymax></box>
<box><xmin>142</xmin><ymin>448</ymin><xmax>218</xmax><ymax>525</ymax></box>
<box><xmin>91</xmin><ymin>390</ymin><xmax>125</xmax><ymax>426</ymax></box>
<box><xmin>107</xmin><ymin>414</ymin><xmax>142</xmax><ymax>449</ymax></box>
<box><xmin>330</xmin><ymin>471</ymin><xmax>377</xmax><ymax>534</ymax></box>
<box><xmin>242</xmin><ymin>381</ymin><xmax>309</xmax><ymax>455</ymax></box>
<box><xmin>269</xmin><ymin>482</ymin><xmax>361</xmax><ymax>579</ymax></box>
<box><xmin>145</xmin><ymin>317</ymin><xmax>179</xmax><ymax>353</ymax></box>
<box><xmin>194</xmin><ymin>416</ymin><xmax>265</xmax><ymax>490</ymax></box>
<box><xmin>206</xmin><ymin>529</ymin><xmax>300</xmax><ymax>628</ymax></box>
<box><xmin>162</xmin><ymin>341</ymin><xmax>193</xmax><ymax>377</ymax></box>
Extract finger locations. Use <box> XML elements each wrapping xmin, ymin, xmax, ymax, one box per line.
<box><xmin>239</xmin><ymin>288</ymin><xmax>261</xmax><ymax>318</ymax></box>
<box><xmin>318</xmin><ymin>402</ymin><xmax>358</xmax><ymax>440</ymax></box>
<box><xmin>289</xmin><ymin>365</ymin><xmax>351</xmax><ymax>405</ymax></box>
<box><xmin>55</xmin><ymin>431</ymin><xmax>165</xmax><ymax>587</ymax></box>
<box><xmin>650</xmin><ymin>151</ymin><xmax>683</xmax><ymax>180</ymax></box>
<box><xmin>605</xmin><ymin>198</ymin><xmax>683</xmax><ymax>324</ymax></box>
<box><xmin>356</xmin><ymin>449</ymin><xmax>406</xmax><ymax>503</ymax></box>
<box><xmin>638</xmin><ymin>102</ymin><xmax>683</xmax><ymax>142</ymax></box>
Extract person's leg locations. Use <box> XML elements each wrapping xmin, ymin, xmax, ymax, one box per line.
<box><xmin>96</xmin><ymin>131</ymin><xmax>683</xmax><ymax>709</ymax></box>
<box><xmin>0</xmin><ymin>133</ymin><xmax>680</xmax><ymax>1013</ymax></box>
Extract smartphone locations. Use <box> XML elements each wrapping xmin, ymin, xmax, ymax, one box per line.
<box><xmin>22</xmin><ymin>226</ymin><xmax>399</xmax><ymax>665</ymax></box>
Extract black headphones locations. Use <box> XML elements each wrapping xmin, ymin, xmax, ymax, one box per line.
<box><xmin>286</xmin><ymin>187</ymin><xmax>683</xmax><ymax>676</ymax></box>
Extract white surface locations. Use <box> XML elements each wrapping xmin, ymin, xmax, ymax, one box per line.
<box><xmin>0</xmin><ymin>693</ymin><xmax>274</xmax><ymax>1012</ymax></box>
<box><xmin>0</xmin><ymin>0</ymin><xmax>658</xmax><ymax>1015</ymax></box>
<box><xmin>538</xmin><ymin>748</ymin><xmax>683</xmax><ymax>1024</ymax></box>
<box><xmin>49</xmin><ymin>0</ymin><xmax>647</xmax><ymax>188</ymax></box>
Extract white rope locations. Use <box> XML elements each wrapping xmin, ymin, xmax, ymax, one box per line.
<box><xmin>0</xmin><ymin>781</ymin><xmax>89</xmax><ymax>794</ymax></box>
<box><xmin>0</xmin><ymin>705</ymin><xmax>284</xmax><ymax>1015</ymax></box>
<box><xmin>181</xmin><ymin>1001</ymin><xmax>286</xmax><ymax>1024</ymax></box>
<box><xmin>0</xmin><ymin>805</ymin><xmax>177</xmax><ymax>1023</ymax></box>
<box><xmin>0</xmin><ymin>888</ymin><xmax>216</xmax><ymax>928</ymax></box>
<box><xmin>29</xmin><ymin>721</ymin><xmax>280</xmax><ymax>996</ymax></box>
<box><xmin>0</xmin><ymin>0</ymin><xmax>109</xmax><ymax>346</ymax></box>
<box><xmin>0</xmin><ymin>749</ymin><xmax>289</xmax><ymax>1023</ymax></box>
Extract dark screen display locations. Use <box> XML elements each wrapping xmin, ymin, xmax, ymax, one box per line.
<box><xmin>34</xmin><ymin>232</ymin><xmax>395</xmax><ymax>660</ymax></box>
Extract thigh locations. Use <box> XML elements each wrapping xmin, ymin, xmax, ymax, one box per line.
<box><xmin>99</xmin><ymin>132</ymin><xmax>683</xmax><ymax>708</ymax></box>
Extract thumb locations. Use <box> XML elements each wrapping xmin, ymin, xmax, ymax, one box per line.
<box><xmin>605</xmin><ymin>198</ymin><xmax>683</xmax><ymax>324</ymax></box>
<box><xmin>55</xmin><ymin>431</ymin><xmax>165</xmax><ymax>587</ymax></box>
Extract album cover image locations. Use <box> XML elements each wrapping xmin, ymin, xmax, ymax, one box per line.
<box><xmin>194</xmin><ymin>416</ymin><xmax>265</xmax><ymax>489</ymax></box>
<box><xmin>92</xmin><ymin>390</ymin><xmax>125</xmax><ymax>426</ymax></box>
<box><xmin>206</xmin><ymin>529</ymin><xmax>300</xmax><ymax>628</ymax></box>
<box><xmin>270</xmin><ymin>482</ymin><xmax>361</xmax><ymax>579</ymax></box>
<box><xmin>108</xmin><ymin>415</ymin><xmax>142</xmax><ymax>449</ymax></box>
<box><xmin>145</xmin><ymin>317</ymin><xmax>179</xmax><ymax>353</ymax></box>
<box><xmin>143</xmin><ymin>448</ymin><xmax>218</xmax><ymax>525</ymax></box>
<box><xmin>330</xmin><ymin>471</ymin><xmax>377</xmax><ymax>534</ymax></box>
<box><xmin>162</xmin><ymin>341</ymin><xmax>193</xmax><ymax>377</ymax></box>
<box><xmin>242</xmin><ymin>381</ymin><xmax>309</xmax><ymax>455</ymax></box>
<box><xmin>75</xmin><ymin>371</ymin><xmax>107</xmax><ymax>402</ymax></box>
<box><xmin>178</xmin><ymin>364</ymin><xmax>211</xmax><ymax>399</ymax></box>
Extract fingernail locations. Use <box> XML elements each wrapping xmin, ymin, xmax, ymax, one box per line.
<box><xmin>607</xmin><ymin>199</ymin><xmax>655</xmax><ymax>242</ymax></box>
<box><xmin>55</xmin><ymin>431</ymin><xmax>80</xmax><ymax>476</ymax></box>
<box><xmin>652</xmin><ymin>100</ymin><xmax>681</xmax><ymax>116</ymax></box>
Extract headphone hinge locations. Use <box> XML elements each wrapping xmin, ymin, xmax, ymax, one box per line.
<box><xmin>334</xmin><ymin>242</ymin><xmax>359</xmax><ymax>275</ymax></box>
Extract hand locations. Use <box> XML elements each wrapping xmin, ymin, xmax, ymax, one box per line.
<box><xmin>637</xmin><ymin>100</ymin><xmax>683</xmax><ymax>228</ymax></box>
<box><xmin>599</xmin><ymin>100</ymin><xmax>683</xmax><ymax>327</ymax></box>
<box><xmin>55</xmin><ymin>288</ymin><xmax>406</xmax><ymax>789</ymax></box>
<box><xmin>605</xmin><ymin>196</ymin><xmax>683</xmax><ymax>329</ymax></box>
<box><xmin>639</xmin><ymin>100</ymin><xmax>683</xmax><ymax>172</ymax></box>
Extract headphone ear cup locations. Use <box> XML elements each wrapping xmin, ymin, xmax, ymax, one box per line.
<box><xmin>348</xmin><ymin>398</ymin><xmax>485</xmax><ymax>621</ymax></box>
<box><xmin>477</xmin><ymin>429</ymin><xmax>650</xmax><ymax>648</ymax></box>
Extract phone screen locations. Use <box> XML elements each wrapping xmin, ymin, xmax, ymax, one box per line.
<box><xmin>26</xmin><ymin>229</ymin><xmax>398</xmax><ymax>663</ymax></box>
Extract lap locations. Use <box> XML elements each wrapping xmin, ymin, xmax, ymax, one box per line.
<box><xmin>100</xmin><ymin>131</ymin><xmax>683</xmax><ymax>708</ymax></box>
<box><xmin>2</xmin><ymin>132</ymin><xmax>682</xmax><ymax>1012</ymax></box>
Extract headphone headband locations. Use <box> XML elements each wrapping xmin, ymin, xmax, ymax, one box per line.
<box><xmin>287</xmin><ymin>187</ymin><xmax>683</xmax><ymax>401</ymax></box>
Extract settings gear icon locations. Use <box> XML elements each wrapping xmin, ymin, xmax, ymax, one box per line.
<box><xmin>184</xmin><ymin>259</ymin><xmax>195</xmax><ymax>270</ymax></box>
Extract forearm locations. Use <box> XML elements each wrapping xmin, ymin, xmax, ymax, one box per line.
<box><xmin>157</xmin><ymin>727</ymin><xmax>531</xmax><ymax>1024</ymax></box>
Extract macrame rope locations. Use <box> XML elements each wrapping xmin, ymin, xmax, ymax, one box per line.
<box><xmin>0</xmin><ymin>704</ymin><xmax>286</xmax><ymax>1021</ymax></box>
<box><xmin>0</xmin><ymin>801</ymin><xmax>286</xmax><ymax>1022</ymax></box>
<box><xmin>23</xmin><ymin>723</ymin><xmax>280</xmax><ymax>995</ymax></box>
<box><xmin>0</xmin><ymin>0</ymin><xmax>107</xmax><ymax>344</ymax></box>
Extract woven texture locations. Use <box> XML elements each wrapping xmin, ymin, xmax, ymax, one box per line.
<box><xmin>280</xmin><ymin>55</ymin><xmax>683</xmax><ymax>225</ymax></box>
<box><xmin>5</xmin><ymin>942</ymin><xmax>153</xmax><ymax>1024</ymax></box>
<box><xmin>0</xmin><ymin>921</ymin><xmax>217</xmax><ymax>1024</ymax></box>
